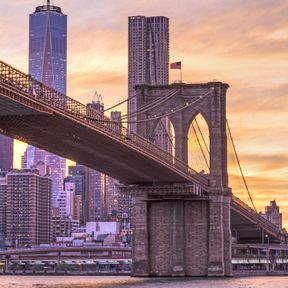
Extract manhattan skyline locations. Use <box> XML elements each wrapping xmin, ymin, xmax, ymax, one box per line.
<box><xmin>0</xmin><ymin>0</ymin><xmax>287</xmax><ymax>225</ymax></box>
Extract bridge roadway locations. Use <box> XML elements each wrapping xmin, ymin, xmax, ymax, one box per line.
<box><xmin>231</xmin><ymin>196</ymin><xmax>287</xmax><ymax>243</ymax></box>
<box><xmin>0</xmin><ymin>60</ymin><xmax>207</xmax><ymax>186</ymax></box>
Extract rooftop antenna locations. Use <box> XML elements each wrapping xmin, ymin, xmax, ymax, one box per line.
<box><xmin>46</xmin><ymin>0</ymin><xmax>54</xmax><ymax>6</ymax></box>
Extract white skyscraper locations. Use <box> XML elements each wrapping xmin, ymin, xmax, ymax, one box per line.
<box><xmin>128</xmin><ymin>16</ymin><xmax>172</xmax><ymax>152</ymax></box>
<box><xmin>57</xmin><ymin>182</ymin><xmax>75</xmax><ymax>220</ymax></box>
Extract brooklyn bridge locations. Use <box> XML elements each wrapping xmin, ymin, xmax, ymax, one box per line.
<box><xmin>0</xmin><ymin>60</ymin><xmax>286</xmax><ymax>277</ymax></box>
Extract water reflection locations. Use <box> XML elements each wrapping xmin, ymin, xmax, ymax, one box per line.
<box><xmin>0</xmin><ymin>276</ymin><xmax>288</xmax><ymax>288</ymax></box>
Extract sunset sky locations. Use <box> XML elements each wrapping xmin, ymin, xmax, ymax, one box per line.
<box><xmin>0</xmin><ymin>1</ymin><xmax>287</xmax><ymax>225</ymax></box>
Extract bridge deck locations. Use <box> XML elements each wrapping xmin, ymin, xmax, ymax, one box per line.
<box><xmin>231</xmin><ymin>196</ymin><xmax>286</xmax><ymax>243</ymax></box>
<box><xmin>0</xmin><ymin>60</ymin><xmax>207</xmax><ymax>186</ymax></box>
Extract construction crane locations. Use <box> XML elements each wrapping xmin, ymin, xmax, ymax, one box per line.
<box><xmin>87</xmin><ymin>91</ymin><xmax>104</xmax><ymax>114</ymax></box>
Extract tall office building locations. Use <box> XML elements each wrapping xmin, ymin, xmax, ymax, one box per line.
<box><xmin>86</xmin><ymin>98</ymin><xmax>118</xmax><ymax>222</ymax></box>
<box><xmin>67</xmin><ymin>163</ymin><xmax>102</xmax><ymax>224</ymax></box>
<box><xmin>25</xmin><ymin>145</ymin><xmax>47</xmax><ymax>169</ymax></box>
<box><xmin>0</xmin><ymin>135</ymin><xmax>13</xmax><ymax>172</ymax></box>
<box><xmin>128</xmin><ymin>16</ymin><xmax>169</xmax><ymax>131</ymax></box>
<box><xmin>6</xmin><ymin>166</ymin><xmax>52</xmax><ymax>247</ymax></box>
<box><xmin>29</xmin><ymin>1</ymin><xmax>67</xmax><ymax>93</ymax></box>
<box><xmin>67</xmin><ymin>164</ymin><xmax>104</xmax><ymax>223</ymax></box>
<box><xmin>28</xmin><ymin>1</ymin><xmax>67</xmax><ymax>206</ymax></box>
<box><xmin>67</xmin><ymin>164</ymin><xmax>86</xmax><ymax>224</ymax></box>
<box><xmin>126</xmin><ymin>17</ymin><xmax>171</xmax><ymax>226</ymax></box>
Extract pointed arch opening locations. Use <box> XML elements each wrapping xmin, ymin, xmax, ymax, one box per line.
<box><xmin>188</xmin><ymin>113</ymin><xmax>210</xmax><ymax>174</ymax></box>
<box><xmin>153</xmin><ymin>116</ymin><xmax>175</xmax><ymax>157</ymax></box>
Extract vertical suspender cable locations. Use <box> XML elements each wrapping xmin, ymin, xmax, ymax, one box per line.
<box><xmin>192</xmin><ymin>122</ymin><xmax>210</xmax><ymax>170</ymax></box>
<box><xmin>195</xmin><ymin>118</ymin><xmax>210</xmax><ymax>153</ymax></box>
<box><xmin>226</xmin><ymin>119</ymin><xmax>257</xmax><ymax>212</ymax></box>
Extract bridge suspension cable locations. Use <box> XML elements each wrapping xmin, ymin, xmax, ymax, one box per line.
<box><xmin>122</xmin><ymin>89</ymin><xmax>209</xmax><ymax>121</ymax></box>
<box><xmin>191</xmin><ymin>122</ymin><xmax>210</xmax><ymax>170</ymax></box>
<box><xmin>103</xmin><ymin>88</ymin><xmax>177</xmax><ymax>115</ymax></box>
<box><xmin>82</xmin><ymin>90</ymin><xmax>212</xmax><ymax>125</ymax></box>
<box><xmin>188</xmin><ymin>124</ymin><xmax>208</xmax><ymax>173</ymax></box>
<box><xmin>226</xmin><ymin>119</ymin><xmax>257</xmax><ymax>212</ymax></box>
<box><xmin>103</xmin><ymin>91</ymin><xmax>140</xmax><ymax>112</ymax></box>
<box><xmin>195</xmin><ymin>118</ymin><xmax>209</xmax><ymax>154</ymax></box>
<box><xmin>121</xmin><ymin>88</ymin><xmax>214</xmax><ymax>124</ymax></box>
<box><xmin>121</xmin><ymin>89</ymin><xmax>180</xmax><ymax>120</ymax></box>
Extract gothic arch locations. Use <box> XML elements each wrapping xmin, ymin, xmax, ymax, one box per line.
<box><xmin>184</xmin><ymin>110</ymin><xmax>210</xmax><ymax>138</ymax></box>
<box><xmin>187</xmin><ymin>113</ymin><xmax>210</xmax><ymax>173</ymax></box>
<box><xmin>135</xmin><ymin>83</ymin><xmax>229</xmax><ymax>188</ymax></box>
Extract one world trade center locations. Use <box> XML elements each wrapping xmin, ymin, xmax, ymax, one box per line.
<box><xmin>28</xmin><ymin>0</ymin><xmax>67</xmax><ymax>206</ymax></box>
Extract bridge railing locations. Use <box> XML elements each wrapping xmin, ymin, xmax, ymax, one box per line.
<box><xmin>0</xmin><ymin>60</ymin><xmax>208</xmax><ymax>186</ymax></box>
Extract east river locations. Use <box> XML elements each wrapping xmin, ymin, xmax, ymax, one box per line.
<box><xmin>0</xmin><ymin>276</ymin><xmax>288</xmax><ymax>288</ymax></box>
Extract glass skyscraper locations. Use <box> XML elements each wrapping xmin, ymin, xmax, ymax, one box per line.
<box><xmin>29</xmin><ymin>1</ymin><xmax>67</xmax><ymax>93</ymax></box>
<box><xmin>28</xmin><ymin>1</ymin><xmax>67</xmax><ymax>207</ymax></box>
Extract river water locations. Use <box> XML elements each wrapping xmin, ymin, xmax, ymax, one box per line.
<box><xmin>0</xmin><ymin>276</ymin><xmax>288</xmax><ymax>288</ymax></box>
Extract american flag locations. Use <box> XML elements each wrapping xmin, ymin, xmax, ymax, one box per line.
<box><xmin>170</xmin><ymin>61</ymin><xmax>182</xmax><ymax>69</ymax></box>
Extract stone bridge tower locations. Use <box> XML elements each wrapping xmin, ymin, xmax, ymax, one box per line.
<box><xmin>130</xmin><ymin>82</ymin><xmax>231</xmax><ymax>277</ymax></box>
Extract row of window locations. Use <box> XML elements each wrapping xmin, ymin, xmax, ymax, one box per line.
<box><xmin>30</xmin><ymin>37</ymin><xmax>66</xmax><ymax>54</ymax></box>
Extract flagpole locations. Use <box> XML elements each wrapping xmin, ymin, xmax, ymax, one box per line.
<box><xmin>170</xmin><ymin>61</ymin><xmax>182</xmax><ymax>82</ymax></box>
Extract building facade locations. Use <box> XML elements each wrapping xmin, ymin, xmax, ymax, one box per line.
<box><xmin>0</xmin><ymin>172</ymin><xmax>7</xmax><ymax>248</ymax></box>
<box><xmin>260</xmin><ymin>200</ymin><xmax>282</xmax><ymax>229</ymax></box>
<box><xmin>5</xmin><ymin>167</ymin><xmax>52</xmax><ymax>247</ymax></box>
<box><xmin>0</xmin><ymin>135</ymin><xmax>13</xmax><ymax>172</ymax></box>
<box><xmin>28</xmin><ymin>1</ymin><xmax>67</xmax><ymax>207</ymax></box>
<box><xmin>29</xmin><ymin>1</ymin><xmax>67</xmax><ymax>93</ymax></box>
<box><xmin>67</xmin><ymin>165</ymin><xmax>86</xmax><ymax>224</ymax></box>
<box><xmin>128</xmin><ymin>16</ymin><xmax>169</xmax><ymax>131</ymax></box>
<box><xmin>51</xmin><ymin>207</ymin><xmax>72</xmax><ymax>241</ymax></box>
<box><xmin>57</xmin><ymin>182</ymin><xmax>75</xmax><ymax>219</ymax></box>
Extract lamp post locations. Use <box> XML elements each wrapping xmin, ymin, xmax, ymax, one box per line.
<box><xmin>265</xmin><ymin>234</ymin><xmax>270</xmax><ymax>245</ymax></box>
<box><xmin>265</xmin><ymin>234</ymin><xmax>270</xmax><ymax>272</ymax></box>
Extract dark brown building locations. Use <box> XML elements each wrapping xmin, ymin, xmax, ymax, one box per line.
<box><xmin>51</xmin><ymin>207</ymin><xmax>71</xmax><ymax>241</ymax></box>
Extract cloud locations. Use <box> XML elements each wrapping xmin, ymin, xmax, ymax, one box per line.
<box><xmin>171</xmin><ymin>0</ymin><xmax>288</xmax><ymax>57</ymax></box>
<box><xmin>229</xmin><ymin>153</ymin><xmax>288</xmax><ymax>172</ymax></box>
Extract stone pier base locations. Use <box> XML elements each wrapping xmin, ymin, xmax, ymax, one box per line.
<box><xmin>126</xmin><ymin>185</ymin><xmax>231</xmax><ymax>277</ymax></box>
